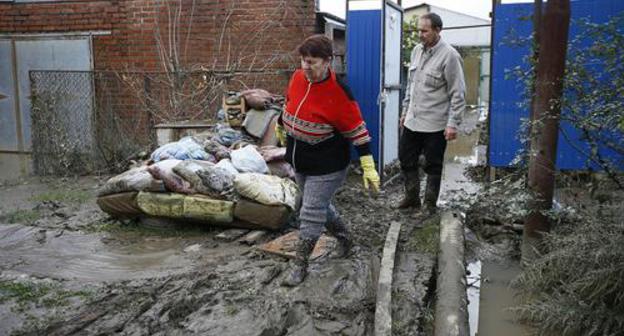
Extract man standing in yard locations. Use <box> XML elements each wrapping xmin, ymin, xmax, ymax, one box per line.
<box><xmin>396</xmin><ymin>13</ymin><xmax>466</xmax><ymax>216</ymax></box>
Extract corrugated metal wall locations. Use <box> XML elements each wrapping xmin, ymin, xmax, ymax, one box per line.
<box><xmin>347</xmin><ymin>9</ymin><xmax>382</xmax><ymax>162</ymax></box>
<box><xmin>489</xmin><ymin>0</ymin><xmax>624</xmax><ymax>169</ymax></box>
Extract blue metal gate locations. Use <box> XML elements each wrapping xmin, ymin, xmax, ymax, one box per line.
<box><xmin>489</xmin><ymin>0</ymin><xmax>624</xmax><ymax>169</ymax></box>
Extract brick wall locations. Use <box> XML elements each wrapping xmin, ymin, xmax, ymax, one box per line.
<box><xmin>1</xmin><ymin>0</ymin><xmax>315</xmax><ymax>160</ymax></box>
<box><xmin>0</xmin><ymin>0</ymin><xmax>315</xmax><ymax>75</ymax></box>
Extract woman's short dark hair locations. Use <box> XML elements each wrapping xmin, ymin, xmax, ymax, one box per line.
<box><xmin>421</xmin><ymin>13</ymin><xmax>443</xmax><ymax>30</ymax></box>
<box><xmin>298</xmin><ymin>34</ymin><xmax>333</xmax><ymax>59</ymax></box>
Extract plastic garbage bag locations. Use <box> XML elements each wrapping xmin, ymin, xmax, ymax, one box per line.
<box><xmin>213</xmin><ymin>124</ymin><xmax>244</xmax><ymax>147</ymax></box>
<box><xmin>230</xmin><ymin>145</ymin><xmax>269</xmax><ymax>174</ymax></box>
<box><xmin>151</xmin><ymin>136</ymin><xmax>214</xmax><ymax>162</ymax></box>
<box><xmin>97</xmin><ymin>166</ymin><xmax>165</xmax><ymax>197</ymax></box>
<box><xmin>147</xmin><ymin>159</ymin><xmax>195</xmax><ymax>194</ymax></box>
<box><xmin>234</xmin><ymin>173</ymin><xmax>299</xmax><ymax>210</ymax></box>
<box><xmin>215</xmin><ymin>159</ymin><xmax>239</xmax><ymax>176</ymax></box>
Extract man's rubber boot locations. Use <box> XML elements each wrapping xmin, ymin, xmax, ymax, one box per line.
<box><xmin>282</xmin><ymin>238</ymin><xmax>316</xmax><ymax>287</ymax></box>
<box><xmin>327</xmin><ymin>217</ymin><xmax>352</xmax><ymax>259</ymax></box>
<box><xmin>395</xmin><ymin>170</ymin><xmax>421</xmax><ymax>209</ymax></box>
<box><xmin>422</xmin><ymin>174</ymin><xmax>442</xmax><ymax>215</ymax></box>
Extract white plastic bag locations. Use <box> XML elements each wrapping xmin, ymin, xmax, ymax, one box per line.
<box><xmin>230</xmin><ymin>145</ymin><xmax>269</xmax><ymax>174</ymax></box>
<box><xmin>215</xmin><ymin>159</ymin><xmax>239</xmax><ymax>175</ymax></box>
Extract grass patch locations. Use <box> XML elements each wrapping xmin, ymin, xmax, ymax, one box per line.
<box><xmin>0</xmin><ymin>280</ymin><xmax>94</xmax><ymax>311</ymax></box>
<box><xmin>0</xmin><ymin>281</ymin><xmax>52</xmax><ymax>304</ymax></box>
<box><xmin>406</xmin><ymin>216</ymin><xmax>440</xmax><ymax>255</ymax></box>
<box><xmin>29</xmin><ymin>189</ymin><xmax>91</xmax><ymax>204</ymax></box>
<box><xmin>1</xmin><ymin>209</ymin><xmax>41</xmax><ymax>225</ymax></box>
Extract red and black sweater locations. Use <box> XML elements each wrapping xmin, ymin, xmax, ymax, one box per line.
<box><xmin>280</xmin><ymin>69</ymin><xmax>372</xmax><ymax>175</ymax></box>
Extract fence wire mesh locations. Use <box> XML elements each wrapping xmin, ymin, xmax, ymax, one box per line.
<box><xmin>29</xmin><ymin>69</ymin><xmax>291</xmax><ymax>176</ymax></box>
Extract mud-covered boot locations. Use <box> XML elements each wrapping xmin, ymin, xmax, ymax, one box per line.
<box><xmin>410</xmin><ymin>175</ymin><xmax>441</xmax><ymax>220</ymax></box>
<box><xmin>395</xmin><ymin>170</ymin><xmax>421</xmax><ymax>209</ymax></box>
<box><xmin>422</xmin><ymin>174</ymin><xmax>442</xmax><ymax>216</ymax></box>
<box><xmin>282</xmin><ymin>238</ymin><xmax>316</xmax><ymax>287</ymax></box>
<box><xmin>327</xmin><ymin>217</ymin><xmax>352</xmax><ymax>259</ymax></box>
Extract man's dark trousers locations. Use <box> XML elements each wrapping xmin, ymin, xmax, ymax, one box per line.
<box><xmin>399</xmin><ymin>128</ymin><xmax>447</xmax><ymax>176</ymax></box>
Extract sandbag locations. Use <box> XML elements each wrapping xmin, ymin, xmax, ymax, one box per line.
<box><xmin>172</xmin><ymin>160</ymin><xmax>216</xmax><ymax>196</ymax></box>
<box><xmin>97</xmin><ymin>166</ymin><xmax>165</xmax><ymax>197</ymax></box>
<box><xmin>151</xmin><ymin>136</ymin><xmax>213</xmax><ymax>162</ymax></box>
<box><xmin>241</xmin><ymin>89</ymin><xmax>276</xmax><ymax>110</ymax></box>
<box><xmin>147</xmin><ymin>159</ymin><xmax>195</xmax><ymax>194</ymax></box>
<box><xmin>259</xmin><ymin>146</ymin><xmax>286</xmax><ymax>162</ymax></box>
<box><xmin>203</xmin><ymin>139</ymin><xmax>231</xmax><ymax>161</ymax></box>
<box><xmin>230</xmin><ymin>145</ymin><xmax>269</xmax><ymax>174</ymax></box>
<box><xmin>267</xmin><ymin>160</ymin><xmax>295</xmax><ymax>179</ymax></box>
<box><xmin>234</xmin><ymin>173</ymin><xmax>299</xmax><ymax>210</ymax></box>
<box><xmin>196</xmin><ymin>166</ymin><xmax>235</xmax><ymax>200</ymax></box>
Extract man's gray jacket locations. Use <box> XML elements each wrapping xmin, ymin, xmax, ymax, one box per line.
<box><xmin>402</xmin><ymin>38</ymin><xmax>466</xmax><ymax>132</ymax></box>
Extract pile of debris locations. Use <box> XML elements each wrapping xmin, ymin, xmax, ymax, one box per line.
<box><xmin>97</xmin><ymin>89</ymin><xmax>299</xmax><ymax>230</ymax></box>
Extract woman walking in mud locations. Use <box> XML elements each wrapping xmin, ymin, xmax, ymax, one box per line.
<box><xmin>276</xmin><ymin>34</ymin><xmax>380</xmax><ymax>286</ymax></box>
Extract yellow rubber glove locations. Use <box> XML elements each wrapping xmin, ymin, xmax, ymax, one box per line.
<box><xmin>275</xmin><ymin>123</ymin><xmax>287</xmax><ymax>147</ymax></box>
<box><xmin>360</xmin><ymin>155</ymin><xmax>380</xmax><ymax>194</ymax></box>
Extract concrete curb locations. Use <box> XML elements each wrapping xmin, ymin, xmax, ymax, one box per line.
<box><xmin>435</xmin><ymin>210</ymin><xmax>469</xmax><ymax>336</ymax></box>
<box><xmin>374</xmin><ymin>221</ymin><xmax>402</xmax><ymax>336</ymax></box>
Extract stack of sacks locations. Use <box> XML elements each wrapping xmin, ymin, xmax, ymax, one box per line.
<box><xmin>97</xmin><ymin>133</ymin><xmax>298</xmax><ymax>229</ymax></box>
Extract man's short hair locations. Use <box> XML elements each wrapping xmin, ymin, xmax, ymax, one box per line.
<box><xmin>421</xmin><ymin>13</ymin><xmax>443</xmax><ymax>30</ymax></box>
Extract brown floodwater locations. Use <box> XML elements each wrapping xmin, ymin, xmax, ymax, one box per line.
<box><xmin>469</xmin><ymin>259</ymin><xmax>533</xmax><ymax>336</ymax></box>
<box><xmin>0</xmin><ymin>224</ymin><xmax>222</xmax><ymax>281</ymax></box>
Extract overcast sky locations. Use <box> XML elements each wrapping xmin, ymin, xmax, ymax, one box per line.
<box><xmin>318</xmin><ymin>0</ymin><xmax>533</xmax><ymax>20</ymax></box>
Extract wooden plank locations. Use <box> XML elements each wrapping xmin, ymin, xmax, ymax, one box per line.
<box><xmin>238</xmin><ymin>230</ymin><xmax>268</xmax><ymax>245</ymax></box>
<box><xmin>215</xmin><ymin>229</ymin><xmax>250</xmax><ymax>242</ymax></box>
<box><xmin>374</xmin><ymin>221</ymin><xmax>402</xmax><ymax>336</ymax></box>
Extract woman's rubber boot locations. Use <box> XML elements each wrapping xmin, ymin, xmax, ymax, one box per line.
<box><xmin>395</xmin><ymin>170</ymin><xmax>421</xmax><ymax>209</ymax></box>
<box><xmin>327</xmin><ymin>217</ymin><xmax>352</xmax><ymax>259</ymax></box>
<box><xmin>282</xmin><ymin>238</ymin><xmax>316</xmax><ymax>287</ymax></box>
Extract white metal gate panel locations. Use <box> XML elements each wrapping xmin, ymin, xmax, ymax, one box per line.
<box><xmin>382</xmin><ymin>2</ymin><xmax>402</xmax><ymax>167</ymax></box>
<box><xmin>15</xmin><ymin>38</ymin><xmax>92</xmax><ymax>150</ymax></box>
<box><xmin>0</xmin><ymin>40</ymin><xmax>19</xmax><ymax>152</ymax></box>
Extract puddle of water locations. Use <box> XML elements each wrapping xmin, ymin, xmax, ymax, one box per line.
<box><xmin>467</xmin><ymin>260</ymin><xmax>481</xmax><ymax>335</ymax></box>
<box><xmin>469</xmin><ymin>259</ymin><xmax>531</xmax><ymax>336</ymax></box>
<box><xmin>0</xmin><ymin>224</ymin><xmax>222</xmax><ymax>281</ymax></box>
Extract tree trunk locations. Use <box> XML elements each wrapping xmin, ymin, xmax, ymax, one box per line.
<box><xmin>522</xmin><ymin>0</ymin><xmax>570</xmax><ymax>263</ymax></box>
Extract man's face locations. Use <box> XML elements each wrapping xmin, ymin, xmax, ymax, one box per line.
<box><xmin>418</xmin><ymin>18</ymin><xmax>440</xmax><ymax>48</ymax></box>
<box><xmin>301</xmin><ymin>56</ymin><xmax>330</xmax><ymax>82</ymax></box>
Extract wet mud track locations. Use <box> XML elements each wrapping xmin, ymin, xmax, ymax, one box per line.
<box><xmin>0</xmin><ymin>174</ymin><xmax>435</xmax><ymax>335</ymax></box>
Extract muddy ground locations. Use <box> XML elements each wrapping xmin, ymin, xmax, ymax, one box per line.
<box><xmin>0</xmin><ymin>109</ymin><xmax>490</xmax><ymax>336</ymax></box>
<box><xmin>0</xmin><ymin>166</ymin><xmax>441</xmax><ymax>336</ymax></box>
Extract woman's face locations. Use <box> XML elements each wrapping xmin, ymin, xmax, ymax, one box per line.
<box><xmin>301</xmin><ymin>56</ymin><xmax>330</xmax><ymax>82</ymax></box>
